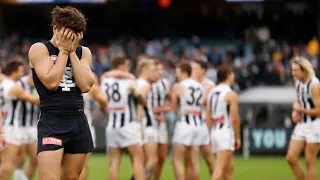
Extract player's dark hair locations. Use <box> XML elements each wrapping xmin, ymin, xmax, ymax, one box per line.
<box><xmin>111</xmin><ymin>56</ymin><xmax>127</xmax><ymax>69</ymax></box>
<box><xmin>4</xmin><ymin>60</ymin><xmax>24</xmax><ymax>75</ymax></box>
<box><xmin>51</xmin><ymin>6</ymin><xmax>86</xmax><ymax>33</ymax></box>
<box><xmin>177</xmin><ymin>61</ymin><xmax>192</xmax><ymax>77</ymax></box>
<box><xmin>194</xmin><ymin>60</ymin><xmax>208</xmax><ymax>70</ymax></box>
<box><xmin>217</xmin><ymin>64</ymin><xmax>233</xmax><ymax>82</ymax></box>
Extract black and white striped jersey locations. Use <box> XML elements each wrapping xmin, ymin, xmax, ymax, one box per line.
<box><xmin>137</xmin><ymin>78</ymin><xmax>156</xmax><ymax>127</ymax></box>
<box><xmin>178</xmin><ymin>78</ymin><xmax>204</xmax><ymax>126</ymax></box>
<box><xmin>17</xmin><ymin>76</ymin><xmax>39</xmax><ymax>127</ymax></box>
<box><xmin>101</xmin><ymin>77</ymin><xmax>138</xmax><ymax>129</ymax></box>
<box><xmin>150</xmin><ymin>78</ymin><xmax>170</xmax><ymax>112</ymax></box>
<box><xmin>296</xmin><ymin>76</ymin><xmax>320</xmax><ymax>123</ymax></box>
<box><xmin>0</xmin><ymin>78</ymin><xmax>21</xmax><ymax>127</ymax></box>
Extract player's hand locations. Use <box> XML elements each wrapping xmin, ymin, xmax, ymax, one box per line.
<box><xmin>0</xmin><ymin>133</ymin><xmax>7</xmax><ymax>152</ymax></box>
<box><xmin>70</xmin><ymin>32</ymin><xmax>83</xmax><ymax>53</ymax></box>
<box><xmin>56</xmin><ymin>28</ymin><xmax>74</xmax><ymax>53</ymax></box>
<box><xmin>156</xmin><ymin>115</ymin><xmax>165</xmax><ymax>122</ymax></box>
<box><xmin>235</xmin><ymin>138</ymin><xmax>241</xmax><ymax>150</ymax></box>
<box><xmin>292</xmin><ymin>111</ymin><xmax>301</xmax><ymax>123</ymax></box>
<box><xmin>162</xmin><ymin>105</ymin><xmax>172</xmax><ymax>113</ymax></box>
<box><xmin>293</xmin><ymin>102</ymin><xmax>302</xmax><ymax>113</ymax></box>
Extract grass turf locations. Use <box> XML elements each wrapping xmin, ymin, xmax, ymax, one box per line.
<box><xmin>26</xmin><ymin>154</ymin><xmax>320</xmax><ymax>180</ymax></box>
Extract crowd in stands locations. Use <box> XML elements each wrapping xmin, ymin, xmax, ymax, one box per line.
<box><xmin>1</xmin><ymin>33</ymin><xmax>320</xmax><ymax>92</ymax></box>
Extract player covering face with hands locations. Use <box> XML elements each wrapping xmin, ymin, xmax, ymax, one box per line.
<box><xmin>29</xmin><ymin>6</ymin><xmax>95</xmax><ymax>180</ymax></box>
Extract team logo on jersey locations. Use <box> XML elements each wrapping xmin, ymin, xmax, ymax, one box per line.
<box><xmin>50</xmin><ymin>55</ymin><xmax>57</xmax><ymax>63</ymax></box>
<box><xmin>42</xmin><ymin>137</ymin><xmax>62</xmax><ymax>146</ymax></box>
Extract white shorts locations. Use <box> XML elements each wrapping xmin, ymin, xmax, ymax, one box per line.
<box><xmin>142</xmin><ymin>126</ymin><xmax>158</xmax><ymax>144</ymax></box>
<box><xmin>157</xmin><ymin>121</ymin><xmax>168</xmax><ymax>144</ymax></box>
<box><xmin>211</xmin><ymin>127</ymin><xmax>235</xmax><ymax>153</ymax></box>
<box><xmin>4</xmin><ymin>125</ymin><xmax>23</xmax><ymax>146</ymax></box>
<box><xmin>89</xmin><ymin>125</ymin><xmax>96</xmax><ymax>148</ymax></box>
<box><xmin>292</xmin><ymin>120</ymin><xmax>320</xmax><ymax>143</ymax></box>
<box><xmin>21</xmin><ymin>127</ymin><xmax>37</xmax><ymax>144</ymax></box>
<box><xmin>106</xmin><ymin>122</ymin><xmax>142</xmax><ymax>149</ymax></box>
<box><xmin>198</xmin><ymin>124</ymin><xmax>210</xmax><ymax>146</ymax></box>
<box><xmin>172</xmin><ymin>121</ymin><xmax>202</xmax><ymax>146</ymax></box>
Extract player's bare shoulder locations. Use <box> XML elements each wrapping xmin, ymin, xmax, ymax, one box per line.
<box><xmin>226</xmin><ymin>90</ymin><xmax>238</xmax><ymax>103</ymax></box>
<box><xmin>28</xmin><ymin>42</ymin><xmax>49</xmax><ymax>68</ymax></box>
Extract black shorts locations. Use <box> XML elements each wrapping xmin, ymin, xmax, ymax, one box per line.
<box><xmin>37</xmin><ymin>111</ymin><xmax>94</xmax><ymax>154</ymax></box>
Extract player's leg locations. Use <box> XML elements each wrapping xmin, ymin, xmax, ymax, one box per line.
<box><xmin>14</xmin><ymin>144</ymin><xmax>28</xmax><ymax>180</ymax></box>
<box><xmin>108</xmin><ymin>148</ymin><xmax>122</xmax><ymax>180</ymax></box>
<box><xmin>80</xmin><ymin>126</ymin><xmax>95</xmax><ymax>180</ymax></box>
<box><xmin>285</xmin><ymin>139</ymin><xmax>306</xmax><ymax>180</ymax></box>
<box><xmin>184</xmin><ymin>149</ymin><xmax>193</xmax><ymax>180</ymax></box>
<box><xmin>201</xmin><ymin>144</ymin><xmax>215</xmax><ymax>175</ymax></box>
<box><xmin>127</xmin><ymin>144</ymin><xmax>146</xmax><ymax>180</ymax></box>
<box><xmin>60</xmin><ymin>153</ymin><xmax>87</xmax><ymax>180</ymax></box>
<box><xmin>0</xmin><ymin>126</ymin><xmax>22</xmax><ymax>180</ymax></box>
<box><xmin>189</xmin><ymin>145</ymin><xmax>200</xmax><ymax>180</ymax></box>
<box><xmin>304</xmin><ymin>142</ymin><xmax>319</xmax><ymax>180</ymax></box>
<box><xmin>15</xmin><ymin>144</ymin><xmax>26</xmax><ymax>169</ymax></box>
<box><xmin>224</xmin><ymin>157</ymin><xmax>234</xmax><ymax>180</ymax></box>
<box><xmin>0</xmin><ymin>144</ymin><xmax>20</xmax><ymax>180</ymax></box>
<box><xmin>172</xmin><ymin>143</ymin><xmax>187</xmax><ymax>180</ymax></box>
<box><xmin>154</xmin><ymin>143</ymin><xmax>168</xmax><ymax>180</ymax></box>
<box><xmin>142</xmin><ymin>128</ymin><xmax>158</xmax><ymax>179</ymax></box>
<box><xmin>25</xmin><ymin>141</ymin><xmax>38</xmax><ymax>180</ymax></box>
<box><xmin>38</xmin><ymin>149</ymin><xmax>64</xmax><ymax>180</ymax></box>
<box><xmin>79</xmin><ymin>153</ymin><xmax>91</xmax><ymax>180</ymax></box>
<box><xmin>143</xmin><ymin>142</ymin><xmax>158</xmax><ymax>179</ymax></box>
<box><xmin>211</xmin><ymin>150</ymin><xmax>233</xmax><ymax>180</ymax></box>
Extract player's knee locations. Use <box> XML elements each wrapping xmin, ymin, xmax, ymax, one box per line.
<box><xmin>0</xmin><ymin>161</ymin><xmax>14</xmax><ymax>176</ymax></box>
<box><xmin>305</xmin><ymin>154</ymin><xmax>316</xmax><ymax>168</ymax></box>
<box><xmin>39</xmin><ymin>172</ymin><xmax>59</xmax><ymax>180</ymax></box>
<box><xmin>30</xmin><ymin>157</ymin><xmax>38</xmax><ymax>167</ymax></box>
<box><xmin>62</xmin><ymin>173</ymin><xmax>80</xmax><ymax>180</ymax></box>
<box><xmin>286</xmin><ymin>154</ymin><xmax>298</xmax><ymax>165</ymax></box>
<box><xmin>158</xmin><ymin>154</ymin><xmax>166</xmax><ymax>164</ymax></box>
<box><xmin>226</xmin><ymin>163</ymin><xmax>233</xmax><ymax>174</ymax></box>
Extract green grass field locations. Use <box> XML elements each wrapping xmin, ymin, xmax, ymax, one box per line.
<box><xmin>27</xmin><ymin>154</ymin><xmax>320</xmax><ymax>180</ymax></box>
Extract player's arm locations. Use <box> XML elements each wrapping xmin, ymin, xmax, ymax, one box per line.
<box><xmin>29</xmin><ymin>43</ymin><xmax>68</xmax><ymax>91</ymax></box>
<box><xmin>171</xmin><ymin>83</ymin><xmax>184</xmax><ymax>113</ymax></box>
<box><xmin>206</xmin><ymin>92</ymin><xmax>213</xmax><ymax>132</ymax></box>
<box><xmin>295</xmin><ymin>83</ymin><xmax>320</xmax><ymax>116</ymax></box>
<box><xmin>128</xmin><ymin>81</ymin><xmax>147</xmax><ymax>107</ymax></box>
<box><xmin>152</xmin><ymin>82</ymin><xmax>172</xmax><ymax>114</ymax></box>
<box><xmin>69</xmin><ymin>46</ymin><xmax>95</xmax><ymax>93</ymax></box>
<box><xmin>9</xmin><ymin>85</ymin><xmax>39</xmax><ymax>105</ymax></box>
<box><xmin>89</xmin><ymin>80</ymin><xmax>108</xmax><ymax>108</ymax></box>
<box><xmin>29</xmin><ymin>28</ymin><xmax>73</xmax><ymax>91</ymax></box>
<box><xmin>0</xmin><ymin>107</ymin><xmax>4</xmax><ymax>135</ymax></box>
<box><xmin>226</xmin><ymin>91</ymin><xmax>241</xmax><ymax>140</ymax></box>
<box><xmin>101</xmin><ymin>70</ymin><xmax>135</xmax><ymax>81</ymax></box>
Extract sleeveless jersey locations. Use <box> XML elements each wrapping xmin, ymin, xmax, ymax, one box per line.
<box><xmin>208</xmin><ymin>84</ymin><xmax>232</xmax><ymax>129</ymax></box>
<box><xmin>137</xmin><ymin>78</ymin><xmax>156</xmax><ymax>127</ymax></box>
<box><xmin>101</xmin><ymin>77</ymin><xmax>138</xmax><ymax>128</ymax></box>
<box><xmin>202</xmin><ymin>78</ymin><xmax>215</xmax><ymax>88</ymax></box>
<box><xmin>150</xmin><ymin>78</ymin><xmax>170</xmax><ymax>112</ymax></box>
<box><xmin>83</xmin><ymin>93</ymin><xmax>93</xmax><ymax>125</ymax></box>
<box><xmin>296</xmin><ymin>76</ymin><xmax>320</xmax><ymax>123</ymax></box>
<box><xmin>0</xmin><ymin>79</ymin><xmax>22</xmax><ymax>126</ymax></box>
<box><xmin>178</xmin><ymin>78</ymin><xmax>204</xmax><ymax>126</ymax></box>
<box><xmin>17</xmin><ymin>76</ymin><xmax>39</xmax><ymax>127</ymax></box>
<box><xmin>31</xmin><ymin>41</ymin><xmax>83</xmax><ymax>115</ymax></box>
<box><xmin>201</xmin><ymin>78</ymin><xmax>215</xmax><ymax>121</ymax></box>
